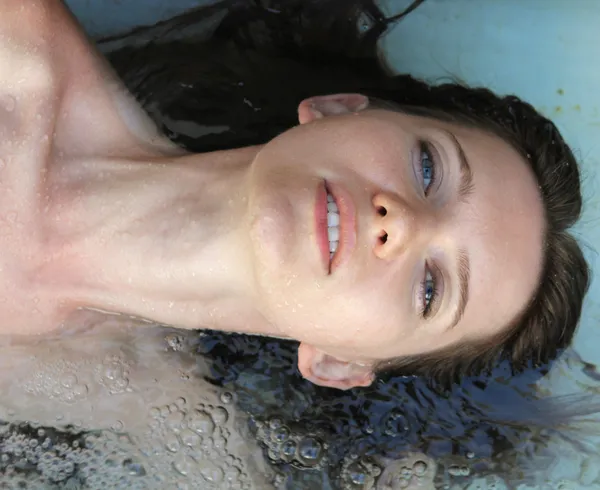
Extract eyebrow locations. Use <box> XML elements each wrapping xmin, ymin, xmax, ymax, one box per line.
<box><xmin>441</xmin><ymin>129</ymin><xmax>474</xmax><ymax>330</ymax></box>
<box><xmin>442</xmin><ymin>129</ymin><xmax>475</xmax><ymax>201</ymax></box>
<box><xmin>448</xmin><ymin>249</ymin><xmax>470</xmax><ymax>330</ymax></box>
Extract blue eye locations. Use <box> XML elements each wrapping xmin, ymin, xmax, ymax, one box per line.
<box><xmin>419</xmin><ymin>141</ymin><xmax>436</xmax><ymax>194</ymax></box>
<box><xmin>421</xmin><ymin>268</ymin><xmax>438</xmax><ymax>318</ymax></box>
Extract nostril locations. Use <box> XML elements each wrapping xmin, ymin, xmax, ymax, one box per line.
<box><xmin>379</xmin><ymin>232</ymin><xmax>388</xmax><ymax>244</ymax></box>
<box><xmin>377</xmin><ymin>206</ymin><xmax>387</xmax><ymax>217</ymax></box>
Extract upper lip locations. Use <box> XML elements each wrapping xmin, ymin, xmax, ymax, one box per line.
<box><xmin>317</xmin><ymin>180</ymin><xmax>356</xmax><ymax>274</ymax></box>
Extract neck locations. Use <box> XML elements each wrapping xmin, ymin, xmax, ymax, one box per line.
<box><xmin>42</xmin><ymin>146</ymin><xmax>276</xmax><ymax>336</ymax></box>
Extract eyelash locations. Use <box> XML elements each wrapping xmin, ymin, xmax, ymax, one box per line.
<box><xmin>417</xmin><ymin>140</ymin><xmax>437</xmax><ymax>195</ymax></box>
<box><xmin>419</xmin><ymin>266</ymin><xmax>439</xmax><ymax>319</ymax></box>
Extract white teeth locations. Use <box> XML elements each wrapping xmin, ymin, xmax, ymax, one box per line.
<box><xmin>326</xmin><ymin>190</ymin><xmax>340</xmax><ymax>262</ymax></box>
<box><xmin>327</xmin><ymin>226</ymin><xmax>340</xmax><ymax>242</ymax></box>
<box><xmin>327</xmin><ymin>212</ymin><xmax>340</xmax><ymax>227</ymax></box>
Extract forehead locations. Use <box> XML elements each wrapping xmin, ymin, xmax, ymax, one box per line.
<box><xmin>442</xmin><ymin>119</ymin><xmax>546</xmax><ymax>341</ymax></box>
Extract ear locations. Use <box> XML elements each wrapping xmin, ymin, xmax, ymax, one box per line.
<box><xmin>298</xmin><ymin>93</ymin><xmax>370</xmax><ymax>125</ymax></box>
<box><xmin>297</xmin><ymin>343</ymin><xmax>375</xmax><ymax>390</ymax></box>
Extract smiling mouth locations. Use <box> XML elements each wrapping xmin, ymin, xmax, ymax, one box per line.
<box><xmin>326</xmin><ymin>188</ymin><xmax>340</xmax><ymax>262</ymax></box>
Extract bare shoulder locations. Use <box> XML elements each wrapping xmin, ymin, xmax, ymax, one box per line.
<box><xmin>0</xmin><ymin>0</ymin><xmax>176</xmax><ymax>160</ymax></box>
<box><xmin>0</xmin><ymin>2</ymin><xmax>60</xmax><ymax>130</ymax></box>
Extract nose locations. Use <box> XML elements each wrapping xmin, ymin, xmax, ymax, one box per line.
<box><xmin>371</xmin><ymin>192</ymin><xmax>422</xmax><ymax>260</ymax></box>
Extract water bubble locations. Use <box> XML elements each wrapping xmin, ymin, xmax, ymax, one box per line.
<box><xmin>59</xmin><ymin>372</ymin><xmax>78</xmax><ymax>389</ymax></box>
<box><xmin>447</xmin><ymin>464</ymin><xmax>463</xmax><ymax>477</ymax></box>
<box><xmin>384</xmin><ymin>412</ymin><xmax>410</xmax><ymax>437</ymax></box>
<box><xmin>211</xmin><ymin>407</ymin><xmax>229</xmax><ymax>425</ymax></box>
<box><xmin>173</xmin><ymin>454</ymin><xmax>194</xmax><ymax>476</ymax></box>
<box><xmin>187</xmin><ymin>410</ymin><xmax>215</xmax><ymax>435</ymax></box>
<box><xmin>412</xmin><ymin>460</ymin><xmax>428</xmax><ymax>477</ymax></box>
<box><xmin>297</xmin><ymin>437</ymin><xmax>323</xmax><ymax>466</ymax></box>
<box><xmin>271</xmin><ymin>426</ymin><xmax>290</xmax><ymax>443</ymax></box>
<box><xmin>224</xmin><ymin>465</ymin><xmax>241</xmax><ymax>482</ymax></box>
<box><xmin>268</xmin><ymin>418</ymin><xmax>282</xmax><ymax>431</ymax></box>
<box><xmin>281</xmin><ymin>440</ymin><xmax>297</xmax><ymax>460</ymax></box>
<box><xmin>268</xmin><ymin>447</ymin><xmax>280</xmax><ymax>461</ymax></box>
<box><xmin>122</xmin><ymin>458</ymin><xmax>146</xmax><ymax>477</ymax></box>
<box><xmin>198</xmin><ymin>460</ymin><xmax>224</xmax><ymax>483</ymax></box>
<box><xmin>378</xmin><ymin>454</ymin><xmax>436</xmax><ymax>490</ymax></box>
<box><xmin>166</xmin><ymin>410</ymin><xmax>185</xmax><ymax>431</ymax></box>
<box><xmin>346</xmin><ymin>462</ymin><xmax>370</xmax><ymax>488</ymax></box>
<box><xmin>220</xmin><ymin>391</ymin><xmax>233</xmax><ymax>404</ymax></box>
<box><xmin>180</xmin><ymin>430</ymin><xmax>201</xmax><ymax>448</ymax></box>
<box><xmin>165</xmin><ymin>434</ymin><xmax>181</xmax><ymax>453</ymax></box>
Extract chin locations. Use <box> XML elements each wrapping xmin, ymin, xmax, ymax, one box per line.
<box><xmin>249</xmin><ymin>194</ymin><xmax>297</xmax><ymax>264</ymax></box>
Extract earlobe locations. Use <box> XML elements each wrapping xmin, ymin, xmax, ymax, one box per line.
<box><xmin>297</xmin><ymin>93</ymin><xmax>370</xmax><ymax>125</ymax></box>
<box><xmin>297</xmin><ymin>343</ymin><xmax>375</xmax><ymax>390</ymax></box>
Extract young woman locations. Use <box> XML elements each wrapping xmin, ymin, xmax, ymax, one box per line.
<box><xmin>0</xmin><ymin>0</ymin><xmax>588</xmax><ymax>395</ymax></box>
<box><xmin>0</xmin><ymin>1</ymin><xmax>593</xmax><ymax>488</ymax></box>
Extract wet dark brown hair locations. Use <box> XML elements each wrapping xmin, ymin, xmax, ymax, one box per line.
<box><xmin>104</xmin><ymin>0</ymin><xmax>589</xmax><ymax>385</ymax></box>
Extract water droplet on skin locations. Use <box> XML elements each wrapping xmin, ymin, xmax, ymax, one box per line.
<box><xmin>2</xmin><ymin>95</ymin><xmax>16</xmax><ymax>112</ymax></box>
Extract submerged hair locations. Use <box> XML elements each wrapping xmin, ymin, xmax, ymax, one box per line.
<box><xmin>104</xmin><ymin>0</ymin><xmax>589</xmax><ymax>386</ymax></box>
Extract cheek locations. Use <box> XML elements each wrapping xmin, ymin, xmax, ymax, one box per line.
<box><xmin>270</xmin><ymin>281</ymin><xmax>401</xmax><ymax>352</ymax></box>
<box><xmin>258</xmin><ymin>118</ymin><xmax>408</xmax><ymax>180</ymax></box>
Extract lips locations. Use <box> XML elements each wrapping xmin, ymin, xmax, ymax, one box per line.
<box><xmin>315</xmin><ymin>181</ymin><xmax>356</xmax><ymax>273</ymax></box>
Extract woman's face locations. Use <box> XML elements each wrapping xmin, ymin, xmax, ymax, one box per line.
<box><xmin>246</xmin><ymin>96</ymin><xmax>544</xmax><ymax>376</ymax></box>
